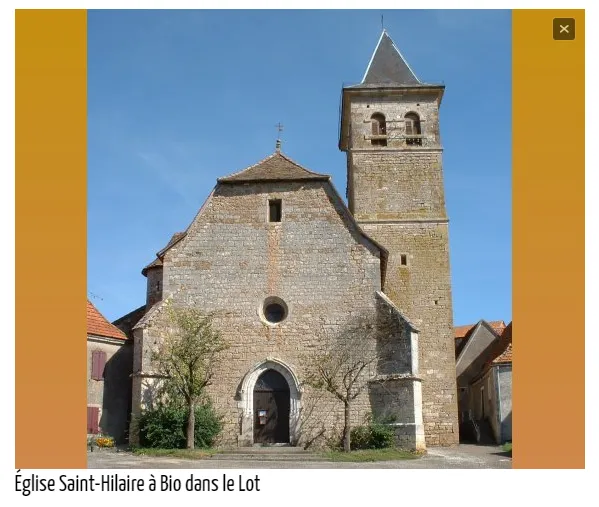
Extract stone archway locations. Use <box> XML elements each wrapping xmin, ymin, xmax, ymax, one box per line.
<box><xmin>238</xmin><ymin>358</ymin><xmax>302</xmax><ymax>446</ymax></box>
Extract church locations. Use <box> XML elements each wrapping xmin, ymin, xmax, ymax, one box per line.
<box><xmin>120</xmin><ymin>30</ymin><xmax>459</xmax><ymax>449</ymax></box>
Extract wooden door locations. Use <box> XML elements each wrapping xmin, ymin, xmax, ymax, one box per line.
<box><xmin>253</xmin><ymin>370</ymin><xmax>290</xmax><ymax>444</ymax></box>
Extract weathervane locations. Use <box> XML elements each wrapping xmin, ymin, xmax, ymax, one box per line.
<box><xmin>275</xmin><ymin>122</ymin><xmax>284</xmax><ymax>152</ymax></box>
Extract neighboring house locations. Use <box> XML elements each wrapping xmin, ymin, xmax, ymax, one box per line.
<box><xmin>87</xmin><ymin>300</ymin><xmax>133</xmax><ymax>443</ymax></box>
<box><xmin>469</xmin><ymin>323</ymin><xmax>512</xmax><ymax>444</ymax></box>
<box><xmin>454</xmin><ymin>320</ymin><xmax>512</xmax><ymax>444</ymax></box>
<box><xmin>116</xmin><ymin>29</ymin><xmax>460</xmax><ymax>449</ymax></box>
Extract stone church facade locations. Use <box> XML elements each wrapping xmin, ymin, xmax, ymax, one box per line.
<box><xmin>124</xmin><ymin>30</ymin><xmax>459</xmax><ymax>449</ymax></box>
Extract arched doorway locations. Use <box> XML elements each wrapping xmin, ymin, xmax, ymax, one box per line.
<box><xmin>253</xmin><ymin>369</ymin><xmax>290</xmax><ymax>444</ymax></box>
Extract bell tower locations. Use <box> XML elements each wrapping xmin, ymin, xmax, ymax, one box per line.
<box><xmin>339</xmin><ymin>30</ymin><xmax>459</xmax><ymax>445</ymax></box>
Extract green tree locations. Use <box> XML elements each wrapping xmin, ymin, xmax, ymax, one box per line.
<box><xmin>302</xmin><ymin>317</ymin><xmax>378</xmax><ymax>452</ymax></box>
<box><xmin>151</xmin><ymin>303</ymin><xmax>228</xmax><ymax>449</ymax></box>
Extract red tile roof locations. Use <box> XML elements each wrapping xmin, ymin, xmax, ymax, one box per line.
<box><xmin>454</xmin><ymin>324</ymin><xmax>475</xmax><ymax>339</ymax></box>
<box><xmin>493</xmin><ymin>343</ymin><xmax>512</xmax><ymax>364</ymax></box>
<box><xmin>454</xmin><ymin>320</ymin><xmax>506</xmax><ymax>339</ymax></box>
<box><xmin>87</xmin><ymin>300</ymin><xmax>127</xmax><ymax>340</ymax></box>
<box><xmin>492</xmin><ymin>322</ymin><xmax>512</xmax><ymax>364</ymax></box>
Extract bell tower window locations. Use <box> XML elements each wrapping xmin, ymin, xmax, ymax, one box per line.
<box><xmin>370</xmin><ymin>113</ymin><xmax>387</xmax><ymax>147</ymax></box>
<box><xmin>405</xmin><ymin>112</ymin><xmax>422</xmax><ymax>146</ymax></box>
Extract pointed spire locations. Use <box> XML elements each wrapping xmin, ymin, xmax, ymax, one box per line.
<box><xmin>362</xmin><ymin>30</ymin><xmax>421</xmax><ymax>85</ymax></box>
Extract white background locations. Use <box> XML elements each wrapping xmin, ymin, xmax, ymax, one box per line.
<box><xmin>1</xmin><ymin>1</ymin><xmax>595</xmax><ymax>505</ymax></box>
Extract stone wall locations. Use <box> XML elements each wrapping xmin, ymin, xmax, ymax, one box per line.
<box><xmin>360</xmin><ymin>222</ymin><xmax>458</xmax><ymax>445</ymax></box>
<box><xmin>343</xmin><ymin>90</ymin><xmax>459</xmax><ymax>446</ymax></box>
<box><xmin>131</xmin><ymin>179</ymin><xmax>420</xmax><ymax>448</ymax></box>
<box><xmin>497</xmin><ymin>365</ymin><xmax>512</xmax><ymax>443</ymax></box>
<box><xmin>349</xmin><ymin>151</ymin><xmax>446</xmax><ymax>221</ymax></box>
<box><xmin>146</xmin><ymin>266</ymin><xmax>163</xmax><ymax>308</ymax></box>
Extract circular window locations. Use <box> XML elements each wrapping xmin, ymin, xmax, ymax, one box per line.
<box><xmin>261</xmin><ymin>297</ymin><xmax>288</xmax><ymax>325</ymax></box>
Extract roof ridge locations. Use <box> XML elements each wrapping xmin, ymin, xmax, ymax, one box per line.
<box><xmin>276</xmin><ymin>151</ymin><xmax>329</xmax><ymax>178</ymax></box>
<box><xmin>217</xmin><ymin>153</ymin><xmax>277</xmax><ymax>181</ymax></box>
<box><xmin>361</xmin><ymin>30</ymin><xmax>387</xmax><ymax>83</ymax></box>
<box><xmin>217</xmin><ymin>151</ymin><xmax>330</xmax><ymax>183</ymax></box>
<box><xmin>385</xmin><ymin>32</ymin><xmax>421</xmax><ymax>84</ymax></box>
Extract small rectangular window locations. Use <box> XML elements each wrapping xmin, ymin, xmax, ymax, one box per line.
<box><xmin>400</xmin><ymin>254</ymin><xmax>408</xmax><ymax>266</ymax></box>
<box><xmin>269</xmin><ymin>199</ymin><xmax>282</xmax><ymax>222</ymax></box>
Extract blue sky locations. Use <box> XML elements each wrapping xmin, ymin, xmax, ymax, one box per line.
<box><xmin>87</xmin><ymin>9</ymin><xmax>512</xmax><ymax>326</ymax></box>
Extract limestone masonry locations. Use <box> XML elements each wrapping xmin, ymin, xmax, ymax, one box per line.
<box><xmin>123</xmin><ymin>30</ymin><xmax>459</xmax><ymax>448</ymax></box>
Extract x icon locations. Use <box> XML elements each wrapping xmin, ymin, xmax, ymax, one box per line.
<box><xmin>553</xmin><ymin>18</ymin><xmax>575</xmax><ymax>40</ymax></box>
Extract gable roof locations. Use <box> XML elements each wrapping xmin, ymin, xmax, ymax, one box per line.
<box><xmin>359</xmin><ymin>30</ymin><xmax>421</xmax><ymax>86</ymax></box>
<box><xmin>455</xmin><ymin>320</ymin><xmax>506</xmax><ymax>340</ymax></box>
<box><xmin>470</xmin><ymin>322</ymin><xmax>513</xmax><ymax>384</ymax></box>
<box><xmin>217</xmin><ymin>151</ymin><xmax>329</xmax><ymax>183</ymax></box>
<box><xmin>87</xmin><ymin>300</ymin><xmax>127</xmax><ymax>341</ymax></box>
<box><xmin>140</xmin><ymin>151</ymin><xmax>389</xmax><ymax>287</ymax></box>
<box><xmin>454</xmin><ymin>319</ymin><xmax>505</xmax><ymax>357</ymax></box>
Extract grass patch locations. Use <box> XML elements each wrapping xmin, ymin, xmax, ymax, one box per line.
<box><xmin>322</xmin><ymin>448</ymin><xmax>422</xmax><ymax>462</ymax></box>
<box><xmin>502</xmin><ymin>442</ymin><xmax>512</xmax><ymax>453</ymax></box>
<box><xmin>131</xmin><ymin>448</ymin><xmax>219</xmax><ymax>460</ymax></box>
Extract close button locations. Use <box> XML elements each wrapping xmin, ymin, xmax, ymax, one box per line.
<box><xmin>553</xmin><ymin>18</ymin><xmax>576</xmax><ymax>40</ymax></box>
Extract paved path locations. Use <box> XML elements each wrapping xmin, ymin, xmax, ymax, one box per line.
<box><xmin>88</xmin><ymin>445</ymin><xmax>511</xmax><ymax>469</ymax></box>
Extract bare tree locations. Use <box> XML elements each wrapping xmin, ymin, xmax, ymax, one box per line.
<box><xmin>151</xmin><ymin>303</ymin><xmax>228</xmax><ymax>449</ymax></box>
<box><xmin>302</xmin><ymin>317</ymin><xmax>378</xmax><ymax>452</ymax></box>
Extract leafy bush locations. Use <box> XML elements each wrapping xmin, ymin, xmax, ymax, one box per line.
<box><xmin>350</xmin><ymin>423</ymin><xmax>395</xmax><ymax>450</ymax></box>
<box><xmin>193</xmin><ymin>403</ymin><xmax>224</xmax><ymax>448</ymax></box>
<box><xmin>139</xmin><ymin>403</ymin><xmax>222</xmax><ymax>449</ymax></box>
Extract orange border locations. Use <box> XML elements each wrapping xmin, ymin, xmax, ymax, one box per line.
<box><xmin>513</xmin><ymin>10</ymin><xmax>585</xmax><ymax>468</ymax></box>
<box><xmin>16</xmin><ymin>10</ymin><xmax>87</xmax><ymax>468</ymax></box>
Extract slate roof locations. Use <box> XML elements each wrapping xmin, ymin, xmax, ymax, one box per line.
<box><xmin>217</xmin><ymin>151</ymin><xmax>329</xmax><ymax>183</ymax></box>
<box><xmin>87</xmin><ymin>300</ymin><xmax>127</xmax><ymax>341</ymax></box>
<box><xmin>357</xmin><ymin>30</ymin><xmax>422</xmax><ymax>87</ymax></box>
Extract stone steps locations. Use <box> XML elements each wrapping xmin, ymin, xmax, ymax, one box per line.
<box><xmin>210</xmin><ymin>446</ymin><xmax>330</xmax><ymax>462</ymax></box>
<box><xmin>210</xmin><ymin>454</ymin><xmax>330</xmax><ymax>462</ymax></box>
<box><xmin>219</xmin><ymin>446</ymin><xmax>310</xmax><ymax>454</ymax></box>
